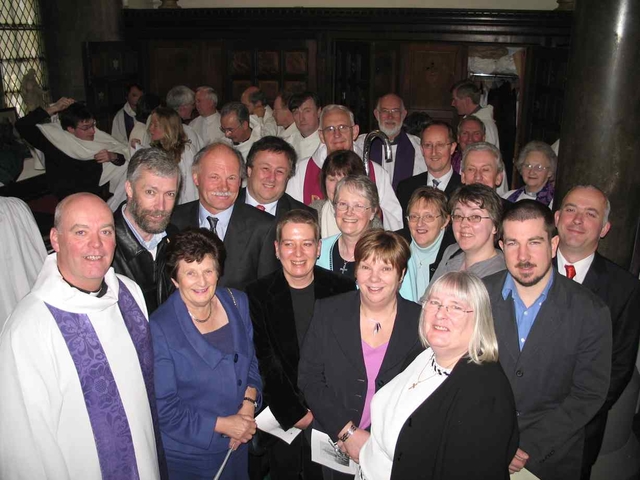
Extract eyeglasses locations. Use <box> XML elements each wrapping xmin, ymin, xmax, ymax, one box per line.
<box><xmin>451</xmin><ymin>214</ymin><xmax>491</xmax><ymax>224</ymax></box>
<box><xmin>421</xmin><ymin>142</ymin><xmax>452</xmax><ymax>152</ymax></box>
<box><xmin>76</xmin><ymin>121</ymin><xmax>97</xmax><ymax>131</ymax></box>
<box><xmin>424</xmin><ymin>299</ymin><xmax>473</xmax><ymax>318</ymax></box>
<box><xmin>378</xmin><ymin>108</ymin><xmax>402</xmax><ymax>116</ymax></box>
<box><xmin>334</xmin><ymin>201</ymin><xmax>371</xmax><ymax>214</ymax></box>
<box><xmin>522</xmin><ymin>163</ymin><xmax>550</xmax><ymax>172</ymax></box>
<box><xmin>220</xmin><ymin>124</ymin><xmax>241</xmax><ymax>135</ymax></box>
<box><xmin>321</xmin><ymin>124</ymin><xmax>352</xmax><ymax>135</ymax></box>
<box><xmin>406</xmin><ymin>214</ymin><xmax>441</xmax><ymax>224</ymax></box>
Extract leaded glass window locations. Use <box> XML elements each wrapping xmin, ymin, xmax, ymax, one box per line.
<box><xmin>0</xmin><ymin>0</ymin><xmax>49</xmax><ymax>116</ymax></box>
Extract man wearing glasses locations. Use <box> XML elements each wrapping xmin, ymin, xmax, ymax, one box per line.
<box><xmin>15</xmin><ymin>97</ymin><xmax>128</xmax><ymax>201</ymax></box>
<box><xmin>354</xmin><ymin>93</ymin><xmax>426</xmax><ymax>190</ymax></box>
<box><xmin>220</xmin><ymin>101</ymin><xmax>262</xmax><ymax>161</ymax></box>
<box><xmin>285</xmin><ymin>104</ymin><xmax>403</xmax><ymax>231</ymax></box>
<box><xmin>396</xmin><ymin>121</ymin><xmax>462</xmax><ymax>225</ymax></box>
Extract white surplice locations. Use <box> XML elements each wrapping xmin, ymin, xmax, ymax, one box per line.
<box><xmin>277</xmin><ymin>122</ymin><xmax>299</xmax><ymax>139</ymax></box>
<box><xmin>250</xmin><ymin>105</ymin><xmax>278</xmax><ymax>138</ymax></box>
<box><xmin>111</xmin><ymin>102</ymin><xmax>136</xmax><ymax>144</ymax></box>
<box><xmin>235</xmin><ymin>124</ymin><xmax>262</xmax><ymax>161</ymax></box>
<box><xmin>189</xmin><ymin>112</ymin><xmax>225</xmax><ymax>146</ymax></box>
<box><xmin>286</xmin><ymin>129</ymin><xmax>321</xmax><ymax>161</ymax></box>
<box><xmin>0</xmin><ymin>255</ymin><xmax>160</xmax><ymax>480</ymax></box>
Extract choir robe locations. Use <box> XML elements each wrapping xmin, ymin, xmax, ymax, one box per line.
<box><xmin>189</xmin><ymin>112</ymin><xmax>225</xmax><ymax>146</ymax></box>
<box><xmin>286</xmin><ymin>128</ymin><xmax>321</xmax><ymax>161</ymax></box>
<box><xmin>0</xmin><ymin>254</ymin><xmax>160</xmax><ymax>480</ymax></box>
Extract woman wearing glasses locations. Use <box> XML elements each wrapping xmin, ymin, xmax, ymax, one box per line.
<box><xmin>316</xmin><ymin>175</ymin><xmax>380</xmax><ymax>279</ymax></box>
<box><xmin>504</xmin><ymin>141</ymin><xmax>557</xmax><ymax>207</ymax></box>
<box><xmin>431</xmin><ymin>184</ymin><xmax>505</xmax><ymax>282</ymax></box>
<box><xmin>358</xmin><ymin>271</ymin><xmax>518</xmax><ymax>480</ymax></box>
<box><xmin>397</xmin><ymin>187</ymin><xmax>456</xmax><ymax>303</ymax></box>
<box><xmin>299</xmin><ymin>229</ymin><xmax>423</xmax><ymax>480</ymax></box>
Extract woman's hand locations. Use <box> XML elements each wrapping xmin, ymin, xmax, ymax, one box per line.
<box><xmin>338</xmin><ymin>428</ymin><xmax>370</xmax><ymax>464</ymax></box>
<box><xmin>214</xmin><ymin>414</ymin><xmax>257</xmax><ymax>449</ymax></box>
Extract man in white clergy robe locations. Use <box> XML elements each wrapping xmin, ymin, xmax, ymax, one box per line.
<box><xmin>241</xmin><ymin>86</ymin><xmax>278</xmax><ymax>138</ymax></box>
<box><xmin>273</xmin><ymin>91</ymin><xmax>299</xmax><ymax>138</ymax></box>
<box><xmin>355</xmin><ymin>93</ymin><xmax>426</xmax><ymax>190</ymax></box>
<box><xmin>165</xmin><ymin>85</ymin><xmax>203</xmax><ymax>152</ymax></box>
<box><xmin>0</xmin><ymin>193</ymin><xmax>163</xmax><ymax>480</ymax></box>
<box><xmin>451</xmin><ymin>80</ymin><xmax>500</xmax><ymax>149</ymax></box>
<box><xmin>220</xmin><ymin>101</ymin><xmax>262</xmax><ymax>161</ymax></box>
<box><xmin>189</xmin><ymin>86</ymin><xmax>226</xmax><ymax>146</ymax></box>
<box><xmin>285</xmin><ymin>104</ymin><xmax>403</xmax><ymax>231</ymax></box>
<box><xmin>286</xmin><ymin>91</ymin><xmax>322</xmax><ymax>160</ymax></box>
<box><xmin>111</xmin><ymin>83</ymin><xmax>143</xmax><ymax>144</ymax></box>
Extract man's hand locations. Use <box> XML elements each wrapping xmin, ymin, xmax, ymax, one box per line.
<box><xmin>509</xmin><ymin>448</ymin><xmax>529</xmax><ymax>474</ymax></box>
<box><xmin>293</xmin><ymin>410</ymin><xmax>314</xmax><ymax>430</ymax></box>
<box><xmin>94</xmin><ymin>149</ymin><xmax>117</xmax><ymax>164</ymax></box>
<box><xmin>45</xmin><ymin>97</ymin><xmax>75</xmax><ymax>116</ymax></box>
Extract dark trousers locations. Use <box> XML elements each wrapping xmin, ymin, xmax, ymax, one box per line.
<box><xmin>580</xmin><ymin>410</ymin><xmax>609</xmax><ymax>480</ymax></box>
<box><xmin>249</xmin><ymin>430</ymin><xmax>323</xmax><ymax>480</ymax></box>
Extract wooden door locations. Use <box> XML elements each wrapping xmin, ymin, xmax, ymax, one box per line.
<box><xmin>334</xmin><ymin>41</ymin><xmax>371</xmax><ymax>131</ymax></box>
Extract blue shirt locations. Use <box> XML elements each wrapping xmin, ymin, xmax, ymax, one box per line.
<box><xmin>198</xmin><ymin>202</ymin><xmax>234</xmax><ymax>240</ymax></box>
<box><xmin>501</xmin><ymin>269</ymin><xmax>554</xmax><ymax>351</ymax></box>
<box><xmin>121</xmin><ymin>204</ymin><xmax>167</xmax><ymax>252</ymax></box>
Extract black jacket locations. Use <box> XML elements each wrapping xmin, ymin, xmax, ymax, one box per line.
<box><xmin>112</xmin><ymin>202</ymin><xmax>176</xmax><ymax>313</ymax></box>
<box><xmin>246</xmin><ymin>267</ymin><xmax>356</xmax><ymax>430</ymax></box>
<box><xmin>237</xmin><ymin>188</ymin><xmax>317</xmax><ymax>221</ymax></box>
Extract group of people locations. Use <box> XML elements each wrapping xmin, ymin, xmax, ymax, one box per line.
<box><xmin>0</xmin><ymin>82</ymin><xmax>638</xmax><ymax>480</ymax></box>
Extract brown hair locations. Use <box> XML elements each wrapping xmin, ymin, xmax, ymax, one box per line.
<box><xmin>354</xmin><ymin>229</ymin><xmax>410</xmax><ymax>280</ymax></box>
<box><xmin>276</xmin><ymin>209</ymin><xmax>320</xmax><ymax>243</ymax></box>
<box><xmin>407</xmin><ymin>186</ymin><xmax>449</xmax><ymax>219</ymax></box>
<box><xmin>165</xmin><ymin>228</ymin><xmax>226</xmax><ymax>280</ymax></box>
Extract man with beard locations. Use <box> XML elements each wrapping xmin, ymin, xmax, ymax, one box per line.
<box><xmin>355</xmin><ymin>93</ymin><xmax>426</xmax><ymax>190</ymax></box>
<box><xmin>112</xmin><ymin>147</ymin><xmax>180</xmax><ymax>313</ymax></box>
<box><xmin>483</xmin><ymin>200</ymin><xmax>612</xmax><ymax>480</ymax></box>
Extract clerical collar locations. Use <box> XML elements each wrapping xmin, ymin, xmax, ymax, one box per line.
<box><xmin>59</xmin><ymin>268</ymin><xmax>108</xmax><ymax>297</ymax></box>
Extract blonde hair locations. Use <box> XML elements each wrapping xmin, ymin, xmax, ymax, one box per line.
<box><xmin>149</xmin><ymin>106</ymin><xmax>188</xmax><ymax>164</ymax></box>
<box><xmin>419</xmin><ymin>271</ymin><xmax>499</xmax><ymax>365</ymax></box>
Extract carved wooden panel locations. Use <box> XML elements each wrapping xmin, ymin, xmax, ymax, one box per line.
<box><xmin>400</xmin><ymin>43</ymin><xmax>465</xmax><ymax>123</ymax></box>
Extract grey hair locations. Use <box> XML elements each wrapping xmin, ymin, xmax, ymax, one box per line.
<box><xmin>220</xmin><ymin>101</ymin><xmax>250</xmax><ymax>126</ymax></box>
<box><xmin>516</xmin><ymin>140</ymin><xmax>558</xmax><ymax>179</ymax></box>
<box><xmin>196</xmin><ymin>86</ymin><xmax>218</xmax><ymax>106</ymax></box>
<box><xmin>320</xmin><ymin>104</ymin><xmax>355</xmax><ymax>128</ymax></box>
<box><xmin>461</xmin><ymin>142</ymin><xmax>504</xmax><ymax>173</ymax></box>
<box><xmin>458</xmin><ymin>115</ymin><xmax>486</xmax><ymax>136</ymax></box>
<box><xmin>192</xmin><ymin>141</ymin><xmax>247</xmax><ymax>180</ymax></box>
<box><xmin>561</xmin><ymin>184</ymin><xmax>611</xmax><ymax>227</ymax></box>
<box><xmin>451</xmin><ymin>80</ymin><xmax>482</xmax><ymax>105</ymax></box>
<box><xmin>375</xmin><ymin>93</ymin><xmax>405</xmax><ymax>112</ymax></box>
<box><xmin>166</xmin><ymin>85</ymin><xmax>195</xmax><ymax>110</ymax></box>
<box><xmin>419</xmin><ymin>271</ymin><xmax>499</xmax><ymax>365</ymax></box>
<box><xmin>334</xmin><ymin>174</ymin><xmax>380</xmax><ymax>216</ymax></box>
<box><xmin>127</xmin><ymin>147</ymin><xmax>181</xmax><ymax>189</ymax></box>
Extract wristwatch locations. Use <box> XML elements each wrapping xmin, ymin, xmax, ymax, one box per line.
<box><xmin>339</xmin><ymin>423</ymin><xmax>357</xmax><ymax>442</ymax></box>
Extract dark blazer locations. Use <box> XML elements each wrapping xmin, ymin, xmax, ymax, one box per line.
<box><xmin>564</xmin><ymin>253</ymin><xmax>640</xmax><ymax>468</ymax></box>
<box><xmin>396</xmin><ymin>170</ymin><xmax>462</xmax><ymax>225</ymax></box>
<box><xmin>150</xmin><ymin>288</ymin><xmax>262</xmax><ymax>475</ymax></box>
<box><xmin>391</xmin><ymin>358</ymin><xmax>519</xmax><ymax>480</ymax></box>
<box><xmin>112</xmin><ymin>202</ymin><xmax>176</xmax><ymax>313</ymax></box>
<box><xmin>483</xmin><ymin>269</ymin><xmax>612</xmax><ymax>480</ymax></box>
<box><xmin>395</xmin><ymin>226</ymin><xmax>456</xmax><ymax>280</ymax></box>
<box><xmin>170</xmin><ymin>199</ymin><xmax>279</xmax><ymax>290</ymax></box>
<box><xmin>298</xmin><ymin>291</ymin><xmax>424</xmax><ymax>441</ymax></box>
<box><xmin>245</xmin><ymin>267</ymin><xmax>356</xmax><ymax>430</ymax></box>
<box><xmin>237</xmin><ymin>188</ymin><xmax>317</xmax><ymax>221</ymax></box>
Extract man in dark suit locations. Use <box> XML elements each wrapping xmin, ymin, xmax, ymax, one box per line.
<box><xmin>396</xmin><ymin>121</ymin><xmax>462</xmax><ymax>226</ymax></box>
<box><xmin>484</xmin><ymin>200</ymin><xmax>612</xmax><ymax>480</ymax></box>
<box><xmin>170</xmin><ymin>142</ymin><xmax>279</xmax><ymax>290</ymax></box>
<box><xmin>554</xmin><ymin>185</ymin><xmax>640</xmax><ymax>479</ymax></box>
<box><xmin>246</xmin><ymin>210</ymin><xmax>355</xmax><ymax>480</ymax></box>
<box><xmin>238</xmin><ymin>136</ymin><xmax>316</xmax><ymax>220</ymax></box>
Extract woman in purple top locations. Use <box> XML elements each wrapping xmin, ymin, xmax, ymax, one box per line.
<box><xmin>299</xmin><ymin>229</ymin><xmax>424</xmax><ymax>480</ymax></box>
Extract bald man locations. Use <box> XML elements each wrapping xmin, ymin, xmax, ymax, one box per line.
<box><xmin>0</xmin><ymin>193</ymin><xmax>163</xmax><ymax>479</ymax></box>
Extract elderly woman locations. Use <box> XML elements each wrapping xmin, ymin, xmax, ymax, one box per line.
<box><xmin>299</xmin><ymin>229</ymin><xmax>423</xmax><ymax>480</ymax></box>
<box><xmin>358</xmin><ymin>271</ymin><xmax>518</xmax><ymax>480</ymax></box>
<box><xmin>246</xmin><ymin>210</ymin><xmax>356</xmax><ymax>480</ymax></box>
<box><xmin>316</xmin><ymin>175</ymin><xmax>380</xmax><ymax>279</ymax></box>
<box><xmin>148</xmin><ymin>106</ymin><xmax>198</xmax><ymax>204</ymax></box>
<box><xmin>151</xmin><ymin>228</ymin><xmax>262</xmax><ymax>480</ymax></box>
<box><xmin>397</xmin><ymin>187</ymin><xmax>455</xmax><ymax>302</ymax></box>
<box><xmin>431</xmin><ymin>184</ymin><xmax>505</xmax><ymax>282</ymax></box>
<box><xmin>504</xmin><ymin>140</ymin><xmax>557</xmax><ymax>207</ymax></box>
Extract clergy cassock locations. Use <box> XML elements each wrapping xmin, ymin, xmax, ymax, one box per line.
<box><xmin>0</xmin><ymin>254</ymin><xmax>161</xmax><ymax>480</ymax></box>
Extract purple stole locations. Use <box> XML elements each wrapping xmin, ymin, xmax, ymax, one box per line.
<box><xmin>369</xmin><ymin>130</ymin><xmax>415</xmax><ymax>190</ymax></box>
<box><xmin>302</xmin><ymin>157</ymin><xmax>378</xmax><ymax>205</ymax></box>
<box><xmin>506</xmin><ymin>181</ymin><xmax>555</xmax><ymax>207</ymax></box>
<box><xmin>45</xmin><ymin>280</ymin><xmax>165</xmax><ymax>480</ymax></box>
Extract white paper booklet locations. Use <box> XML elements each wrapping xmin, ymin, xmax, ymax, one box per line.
<box><xmin>311</xmin><ymin>428</ymin><xmax>358</xmax><ymax>475</ymax></box>
<box><xmin>255</xmin><ymin>406</ymin><xmax>302</xmax><ymax>445</ymax></box>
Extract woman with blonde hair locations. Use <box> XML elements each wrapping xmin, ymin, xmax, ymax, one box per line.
<box><xmin>148</xmin><ymin>106</ymin><xmax>198</xmax><ymax>204</ymax></box>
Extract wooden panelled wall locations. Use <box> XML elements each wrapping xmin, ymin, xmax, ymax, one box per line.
<box><xmin>120</xmin><ymin>8</ymin><xmax>571</xmax><ymax>136</ymax></box>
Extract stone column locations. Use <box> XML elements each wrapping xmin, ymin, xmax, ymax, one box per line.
<box><xmin>555</xmin><ymin>0</ymin><xmax>640</xmax><ymax>270</ymax></box>
<box><xmin>41</xmin><ymin>0</ymin><xmax>123</xmax><ymax>101</ymax></box>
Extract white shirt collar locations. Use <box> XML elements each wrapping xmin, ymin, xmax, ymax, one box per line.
<box><xmin>427</xmin><ymin>167</ymin><xmax>453</xmax><ymax>191</ymax></box>
<box><xmin>198</xmin><ymin>202</ymin><xmax>234</xmax><ymax>240</ymax></box>
<box><xmin>556</xmin><ymin>248</ymin><xmax>595</xmax><ymax>285</ymax></box>
<box><xmin>245</xmin><ymin>189</ymin><xmax>278</xmax><ymax>216</ymax></box>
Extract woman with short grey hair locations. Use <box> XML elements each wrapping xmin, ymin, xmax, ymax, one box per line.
<box><xmin>504</xmin><ymin>140</ymin><xmax>557</xmax><ymax>207</ymax></box>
